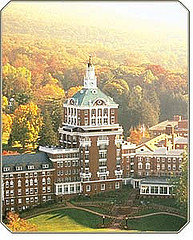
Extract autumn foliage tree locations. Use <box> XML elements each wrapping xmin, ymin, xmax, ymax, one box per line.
<box><xmin>6</xmin><ymin>211</ymin><xmax>37</xmax><ymax>232</ymax></box>
<box><xmin>129</xmin><ymin>125</ymin><xmax>150</xmax><ymax>145</ymax></box>
<box><xmin>11</xmin><ymin>102</ymin><xmax>43</xmax><ymax>149</ymax></box>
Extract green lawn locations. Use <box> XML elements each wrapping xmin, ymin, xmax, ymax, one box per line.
<box><xmin>28</xmin><ymin>208</ymin><xmax>112</xmax><ymax>232</ymax></box>
<box><xmin>126</xmin><ymin>214</ymin><xmax>187</xmax><ymax>232</ymax></box>
<box><xmin>71</xmin><ymin>185</ymin><xmax>133</xmax><ymax>204</ymax></box>
<box><xmin>140</xmin><ymin>197</ymin><xmax>178</xmax><ymax>208</ymax></box>
<box><xmin>27</xmin><ymin>208</ymin><xmax>186</xmax><ymax>232</ymax></box>
<box><xmin>81</xmin><ymin>206</ymin><xmax>109</xmax><ymax>215</ymax></box>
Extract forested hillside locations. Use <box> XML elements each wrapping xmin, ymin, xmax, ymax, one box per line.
<box><xmin>2</xmin><ymin>2</ymin><xmax>188</xmax><ymax>151</ymax></box>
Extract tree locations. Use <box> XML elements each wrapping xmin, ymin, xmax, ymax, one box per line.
<box><xmin>6</xmin><ymin>211</ymin><xmax>37</xmax><ymax>232</ymax></box>
<box><xmin>2</xmin><ymin>113</ymin><xmax>13</xmax><ymax>135</ymax></box>
<box><xmin>129</xmin><ymin>125</ymin><xmax>150</xmax><ymax>144</ymax></box>
<box><xmin>11</xmin><ymin>102</ymin><xmax>43</xmax><ymax>149</ymax></box>
<box><xmin>3</xmin><ymin>63</ymin><xmax>32</xmax><ymax>99</ymax></box>
<box><xmin>143</xmin><ymin>70</ymin><xmax>158</xmax><ymax>84</ymax></box>
<box><xmin>39</xmin><ymin>110</ymin><xmax>58</xmax><ymax>146</ymax></box>
<box><xmin>173</xmin><ymin>150</ymin><xmax>188</xmax><ymax>209</ymax></box>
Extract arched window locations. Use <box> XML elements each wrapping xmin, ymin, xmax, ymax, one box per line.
<box><xmin>18</xmin><ymin>179</ymin><xmax>21</xmax><ymax>187</ymax></box>
<box><xmin>138</xmin><ymin>163</ymin><xmax>143</xmax><ymax>170</ymax></box>
<box><xmin>146</xmin><ymin>163</ymin><xmax>150</xmax><ymax>170</ymax></box>
<box><xmin>30</xmin><ymin>179</ymin><xmax>33</xmax><ymax>186</ymax></box>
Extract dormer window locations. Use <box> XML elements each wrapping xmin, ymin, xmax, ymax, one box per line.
<box><xmin>42</xmin><ymin>164</ymin><xmax>49</xmax><ymax>169</ymax></box>
<box><xmin>27</xmin><ymin>165</ymin><xmax>34</xmax><ymax>170</ymax></box>
<box><xmin>3</xmin><ymin>167</ymin><xmax>11</xmax><ymax>172</ymax></box>
<box><xmin>16</xmin><ymin>166</ymin><xmax>23</xmax><ymax>171</ymax></box>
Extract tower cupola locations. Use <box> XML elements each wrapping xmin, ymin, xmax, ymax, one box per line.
<box><xmin>83</xmin><ymin>55</ymin><xmax>97</xmax><ymax>88</ymax></box>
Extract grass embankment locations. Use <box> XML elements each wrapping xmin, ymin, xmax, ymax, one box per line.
<box><xmin>28</xmin><ymin>208</ymin><xmax>186</xmax><ymax>232</ymax></box>
<box><xmin>28</xmin><ymin>208</ymin><xmax>112</xmax><ymax>232</ymax></box>
<box><xmin>125</xmin><ymin>214</ymin><xmax>187</xmax><ymax>232</ymax></box>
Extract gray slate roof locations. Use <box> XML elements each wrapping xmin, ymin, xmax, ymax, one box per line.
<box><xmin>66</xmin><ymin>88</ymin><xmax>116</xmax><ymax>106</ymax></box>
<box><xmin>2</xmin><ymin>152</ymin><xmax>54</xmax><ymax>172</ymax></box>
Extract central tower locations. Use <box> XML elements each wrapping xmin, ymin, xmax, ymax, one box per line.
<box><xmin>42</xmin><ymin>57</ymin><xmax>124</xmax><ymax>196</ymax></box>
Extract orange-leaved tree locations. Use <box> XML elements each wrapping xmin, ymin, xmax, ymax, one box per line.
<box><xmin>6</xmin><ymin>211</ymin><xmax>37</xmax><ymax>232</ymax></box>
<box><xmin>129</xmin><ymin>125</ymin><xmax>150</xmax><ymax>145</ymax></box>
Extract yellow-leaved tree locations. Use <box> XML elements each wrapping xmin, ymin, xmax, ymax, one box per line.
<box><xmin>11</xmin><ymin>102</ymin><xmax>42</xmax><ymax>149</ymax></box>
<box><xmin>6</xmin><ymin>212</ymin><xmax>37</xmax><ymax>232</ymax></box>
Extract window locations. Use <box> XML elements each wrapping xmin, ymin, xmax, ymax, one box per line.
<box><xmin>168</xmin><ymin>164</ymin><xmax>171</xmax><ymax>170</ymax></box>
<box><xmin>25</xmin><ymin>179</ymin><xmax>29</xmax><ymax>187</ymax></box>
<box><xmin>173</xmin><ymin>165</ymin><xmax>176</xmax><ymax>170</ymax></box>
<box><xmin>26</xmin><ymin>198</ymin><xmax>29</xmax><ymax>204</ymax></box>
<box><xmin>138</xmin><ymin>163</ymin><xmax>143</xmax><ymax>170</ymax></box>
<box><xmin>47</xmin><ymin>177</ymin><xmax>51</xmax><ymax>184</ymax></box>
<box><xmin>3</xmin><ymin>167</ymin><xmax>10</xmax><ymax>172</ymax></box>
<box><xmin>42</xmin><ymin>187</ymin><xmax>46</xmax><ymax>193</ymax></box>
<box><xmin>35</xmin><ymin>196</ymin><xmax>38</xmax><ymax>202</ymax></box>
<box><xmin>34</xmin><ymin>178</ymin><xmax>38</xmax><ymax>185</ymax></box>
<box><xmin>86</xmin><ymin>185</ymin><xmax>91</xmax><ymax>192</ymax></box>
<box><xmin>6</xmin><ymin>181</ymin><xmax>9</xmax><ymax>188</ymax></box>
<box><xmin>146</xmin><ymin>163</ymin><xmax>150</xmax><ymax>170</ymax></box>
<box><xmin>43</xmin><ymin>164</ymin><xmax>49</xmax><ymax>169</ymax></box>
<box><xmin>30</xmin><ymin>179</ymin><xmax>33</xmax><ymax>186</ymax></box>
<box><xmin>47</xmin><ymin>186</ymin><xmax>51</xmax><ymax>192</ymax></box>
<box><xmin>115</xmin><ymin>182</ymin><xmax>120</xmax><ymax>189</ymax></box>
<box><xmin>27</xmin><ymin>165</ymin><xmax>34</xmax><ymax>170</ymax></box>
<box><xmin>10</xmin><ymin>180</ymin><xmax>14</xmax><ymax>188</ymax></box>
<box><xmin>6</xmin><ymin>190</ymin><xmax>9</xmax><ymax>196</ymax></box>
<box><xmin>26</xmin><ymin>188</ymin><xmax>29</xmax><ymax>195</ymax></box>
<box><xmin>42</xmin><ymin>177</ymin><xmax>46</xmax><ymax>184</ymax></box>
<box><xmin>30</xmin><ymin>188</ymin><xmax>33</xmax><ymax>194</ymax></box>
<box><xmin>101</xmin><ymin>184</ymin><xmax>105</xmax><ymax>191</ymax></box>
<box><xmin>30</xmin><ymin>197</ymin><xmax>34</xmax><ymax>203</ymax></box>
<box><xmin>85</xmin><ymin>118</ymin><xmax>89</xmax><ymax>125</ymax></box>
<box><xmin>16</xmin><ymin>166</ymin><xmax>22</xmax><ymax>171</ymax></box>
<box><xmin>18</xmin><ymin>189</ymin><xmax>21</xmax><ymax>195</ymax></box>
<box><xmin>18</xmin><ymin>198</ymin><xmax>22</xmax><ymax>204</ymax></box>
<box><xmin>18</xmin><ymin>179</ymin><xmax>21</xmax><ymax>187</ymax></box>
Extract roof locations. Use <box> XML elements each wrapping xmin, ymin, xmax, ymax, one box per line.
<box><xmin>2</xmin><ymin>152</ymin><xmax>54</xmax><ymax>172</ymax></box>
<box><xmin>66</xmin><ymin>88</ymin><xmax>116</xmax><ymax>107</ymax></box>
<box><xmin>149</xmin><ymin>120</ymin><xmax>178</xmax><ymax>131</ymax></box>
<box><xmin>136</xmin><ymin>134</ymin><xmax>169</xmax><ymax>151</ymax></box>
<box><xmin>175</xmin><ymin>137</ymin><xmax>188</xmax><ymax>144</ymax></box>
<box><xmin>136</xmin><ymin>147</ymin><xmax>184</xmax><ymax>156</ymax></box>
<box><xmin>141</xmin><ymin>177</ymin><xmax>171</xmax><ymax>185</ymax></box>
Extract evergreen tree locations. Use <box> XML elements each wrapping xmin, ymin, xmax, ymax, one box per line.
<box><xmin>39</xmin><ymin>110</ymin><xmax>58</xmax><ymax>146</ymax></box>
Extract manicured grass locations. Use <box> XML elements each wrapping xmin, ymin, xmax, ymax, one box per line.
<box><xmin>72</xmin><ymin>185</ymin><xmax>133</xmax><ymax>204</ymax></box>
<box><xmin>81</xmin><ymin>206</ymin><xmax>109</xmax><ymax>215</ymax></box>
<box><xmin>140</xmin><ymin>197</ymin><xmax>178</xmax><ymax>208</ymax></box>
<box><xmin>28</xmin><ymin>208</ymin><xmax>112</xmax><ymax>232</ymax></box>
<box><xmin>126</xmin><ymin>214</ymin><xmax>187</xmax><ymax>232</ymax></box>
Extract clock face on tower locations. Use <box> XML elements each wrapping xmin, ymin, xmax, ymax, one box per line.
<box><xmin>95</xmin><ymin>99</ymin><xmax>105</xmax><ymax>106</ymax></box>
<box><xmin>70</xmin><ymin>99</ymin><xmax>75</xmax><ymax>105</ymax></box>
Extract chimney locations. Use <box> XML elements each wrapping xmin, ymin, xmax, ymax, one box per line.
<box><xmin>173</xmin><ymin>115</ymin><xmax>182</xmax><ymax>121</ymax></box>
